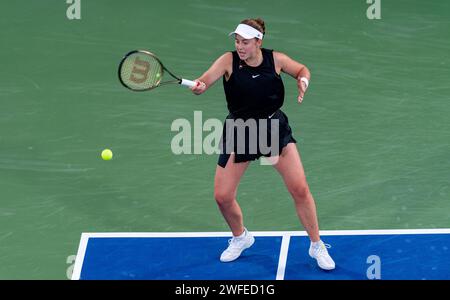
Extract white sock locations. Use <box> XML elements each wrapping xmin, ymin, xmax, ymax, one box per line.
<box><xmin>311</xmin><ymin>240</ymin><xmax>322</xmax><ymax>248</ymax></box>
<box><xmin>234</xmin><ymin>228</ymin><xmax>247</xmax><ymax>239</ymax></box>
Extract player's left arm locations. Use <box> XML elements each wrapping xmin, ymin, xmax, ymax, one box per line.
<box><xmin>274</xmin><ymin>51</ymin><xmax>311</xmax><ymax>103</ymax></box>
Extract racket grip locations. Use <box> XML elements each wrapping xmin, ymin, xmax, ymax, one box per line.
<box><xmin>180</xmin><ymin>79</ymin><xmax>198</xmax><ymax>88</ymax></box>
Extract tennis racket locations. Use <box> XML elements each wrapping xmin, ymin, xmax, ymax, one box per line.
<box><xmin>118</xmin><ymin>50</ymin><xmax>198</xmax><ymax>91</ymax></box>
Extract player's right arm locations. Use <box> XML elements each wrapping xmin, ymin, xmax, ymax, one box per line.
<box><xmin>191</xmin><ymin>52</ymin><xmax>232</xmax><ymax>95</ymax></box>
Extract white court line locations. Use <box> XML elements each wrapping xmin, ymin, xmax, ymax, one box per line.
<box><xmin>71</xmin><ymin>228</ymin><xmax>450</xmax><ymax>280</ymax></box>
<box><xmin>71</xmin><ymin>233</ymin><xmax>89</xmax><ymax>280</ymax></box>
<box><xmin>79</xmin><ymin>228</ymin><xmax>450</xmax><ymax>238</ymax></box>
<box><xmin>317</xmin><ymin>228</ymin><xmax>450</xmax><ymax>236</ymax></box>
<box><xmin>276</xmin><ymin>234</ymin><xmax>291</xmax><ymax>280</ymax></box>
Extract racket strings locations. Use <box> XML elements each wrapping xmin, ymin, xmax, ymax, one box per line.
<box><xmin>120</xmin><ymin>52</ymin><xmax>163</xmax><ymax>90</ymax></box>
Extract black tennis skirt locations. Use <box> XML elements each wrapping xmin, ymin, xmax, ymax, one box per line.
<box><xmin>218</xmin><ymin>109</ymin><xmax>297</xmax><ymax>168</ymax></box>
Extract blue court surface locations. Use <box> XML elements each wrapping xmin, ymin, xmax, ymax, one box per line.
<box><xmin>72</xmin><ymin>229</ymin><xmax>450</xmax><ymax>280</ymax></box>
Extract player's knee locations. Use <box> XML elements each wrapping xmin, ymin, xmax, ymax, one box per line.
<box><xmin>289</xmin><ymin>183</ymin><xmax>310</xmax><ymax>200</ymax></box>
<box><xmin>214</xmin><ymin>190</ymin><xmax>235</xmax><ymax>206</ymax></box>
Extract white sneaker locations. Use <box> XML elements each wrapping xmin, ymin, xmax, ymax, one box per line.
<box><xmin>309</xmin><ymin>240</ymin><xmax>336</xmax><ymax>270</ymax></box>
<box><xmin>220</xmin><ymin>228</ymin><xmax>255</xmax><ymax>262</ymax></box>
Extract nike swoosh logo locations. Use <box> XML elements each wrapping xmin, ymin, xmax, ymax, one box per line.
<box><xmin>252</xmin><ymin>74</ymin><xmax>260</xmax><ymax>78</ymax></box>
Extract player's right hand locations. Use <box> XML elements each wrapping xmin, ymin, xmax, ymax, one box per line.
<box><xmin>191</xmin><ymin>80</ymin><xmax>207</xmax><ymax>95</ymax></box>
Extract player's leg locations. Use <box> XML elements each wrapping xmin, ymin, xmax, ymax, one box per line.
<box><xmin>214</xmin><ymin>153</ymin><xmax>250</xmax><ymax>236</ymax></box>
<box><xmin>269</xmin><ymin>143</ymin><xmax>335</xmax><ymax>270</ymax></box>
<box><xmin>215</xmin><ymin>153</ymin><xmax>255</xmax><ymax>262</ymax></box>
<box><xmin>269</xmin><ymin>143</ymin><xmax>320</xmax><ymax>241</ymax></box>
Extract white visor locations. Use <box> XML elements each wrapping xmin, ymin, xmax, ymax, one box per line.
<box><xmin>229</xmin><ymin>23</ymin><xmax>264</xmax><ymax>40</ymax></box>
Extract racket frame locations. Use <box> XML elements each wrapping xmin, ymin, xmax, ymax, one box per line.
<box><xmin>118</xmin><ymin>50</ymin><xmax>186</xmax><ymax>91</ymax></box>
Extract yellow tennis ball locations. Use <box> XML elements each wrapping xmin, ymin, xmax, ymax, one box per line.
<box><xmin>101</xmin><ymin>149</ymin><xmax>113</xmax><ymax>161</ymax></box>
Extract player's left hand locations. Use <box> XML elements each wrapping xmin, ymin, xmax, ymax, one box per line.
<box><xmin>297</xmin><ymin>80</ymin><xmax>307</xmax><ymax>104</ymax></box>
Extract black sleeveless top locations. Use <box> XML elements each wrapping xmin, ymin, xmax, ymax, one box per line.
<box><xmin>223</xmin><ymin>48</ymin><xmax>285</xmax><ymax>119</ymax></box>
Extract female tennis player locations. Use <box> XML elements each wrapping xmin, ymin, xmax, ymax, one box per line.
<box><xmin>191</xmin><ymin>18</ymin><xmax>335</xmax><ymax>270</ymax></box>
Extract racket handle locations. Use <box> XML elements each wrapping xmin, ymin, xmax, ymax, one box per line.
<box><xmin>180</xmin><ymin>79</ymin><xmax>198</xmax><ymax>88</ymax></box>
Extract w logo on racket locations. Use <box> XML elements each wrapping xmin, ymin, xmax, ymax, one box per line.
<box><xmin>130</xmin><ymin>57</ymin><xmax>150</xmax><ymax>84</ymax></box>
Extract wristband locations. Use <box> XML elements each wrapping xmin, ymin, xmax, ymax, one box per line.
<box><xmin>299</xmin><ymin>77</ymin><xmax>309</xmax><ymax>89</ymax></box>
